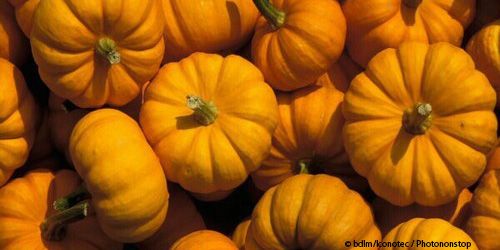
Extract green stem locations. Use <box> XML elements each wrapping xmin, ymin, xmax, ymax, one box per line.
<box><xmin>403</xmin><ymin>103</ymin><xmax>433</xmax><ymax>135</ymax></box>
<box><xmin>403</xmin><ymin>0</ymin><xmax>422</xmax><ymax>8</ymax></box>
<box><xmin>186</xmin><ymin>95</ymin><xmax>218</xmax><ymax>126</ymax></box>
<box><xmin>253</xmin><ymin>0</ymin><xmax>286</xmax><ymax>29</ymax></box>
<box><xmin>297</xmin><ymin>159</ymin><xmax>312</xmax><ymax>174</ymax></box>
<box><xmin>41</xmin><ymin>201</ymin><xmax>90</xmax><ymax>241</ymax></box>
<box><xmin>96</xmin><ymin>37</ymin><xmax>121</xmax><ymax>64</ymax></box>
<box><xmin>53</xmin><ymin>184</ymin><xmax>91</xmax><ymax>211</ymax></box>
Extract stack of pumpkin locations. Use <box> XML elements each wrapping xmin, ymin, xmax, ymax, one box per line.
<box><xmin>0</xmin><ymin>0</ymin><xmax>499</xmax><ymax>249</ymax></box>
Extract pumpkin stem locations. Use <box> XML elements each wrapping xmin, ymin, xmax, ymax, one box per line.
<box><xmin>403</xmin><ymin>0</ymin><xmax>422</xmax><ymax>8</ymax></box>
<box><xmin>253</xmin><ymin>0</ymin><xmax>286</xmax><ymax>29</ymax></box>
<box><xmin>53</xmin><ymin>184</ymin><xmax>91</xmax><ymax>211</ymax></box>
<box><xmin>298</xmin><ymin>159</ymin><xmax>311</xmax><ymax>174</ymax></box>
<box><xmin>96</xmin><ymin>37</ymin><xmax>121</xmax><ymax>65</ymax></box>
<box><xmin>40</xmin><ymin>201</ymin><xmax>90</xmax><ymax>241</ymax></box>
<box><xmin>403</xmin><ymin>103</ymin><xmax>433</xmax><ymax>135</ymax></box>
<box><xmin>186</xmin><ymin>95</ymin><xmax>218</xmax><ymax>126</ymax></box>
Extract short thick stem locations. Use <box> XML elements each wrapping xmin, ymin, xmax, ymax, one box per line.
<box><xmin>403</xmin><ymin>0</ymin><xmax>422</xmax><ymax>8</ymax></box>
<box><xmin>53</xmin><ymin>184</ymin><xmax>91</xmax><ymax>211</ymax></box>
<box><xmin>186</xmin><ymin>95</ymin><xmax>218</xmax><ymax>125</ymax></box>
<box><xmin>41</xmin><ymin>201</ymin><xmax>90</xmax><ymax>241</ymax></box>
<box><xmin>253</xmin><ymin>0</ymin><xmax>286</xmax><ymax>29</ymax></box>
<box><xmin>403</xmin><ymin>103</ymin><xmax>433</xmax><ymax>135</ymax></box>
<box><xmin>96</xmin><ymin>37</ymin><xmax>121</xmax><ymax>64</ymax></box>
<box><xmin>298</xmin><ymin>159</ymin><xmax>311</xmax><ymax>174</ymax></box>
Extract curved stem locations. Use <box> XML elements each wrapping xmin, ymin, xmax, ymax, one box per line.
<box><xmin>253</xmin><ymin>0</ymin><xmax>286</xmax><ymax>29</ymax></box>
<box><xmin>41</xmin><ymin>201</ymin><xmax>90</xmax><ymax>241</ymax></box>
<box><xmin>53</xmin><ymin>184</ymin><xmax>91</xmax><ymax>211</ymax></box>
<box><xmin>298</xmin><ymin>160</ymin><xmax>310</xmax><ymax>174</ymax></box>
<box><xmin>403</xmin><ymin>103</ymin><xmax>433</xmax><ymax>135</ymax></box>
<box><xmin>96</xmin><ymin>37</ymin><xmax>121</xmax><ymax>64</ymax></box>
<box><xmin>403</xmin><ymin>0</ymin><xmax>422</xmax><ymax>8</ymax></box>
<box><xmin>186</xmin><ymin>95</ymin><xmax>218</xmax><ymax>125</ymax></box>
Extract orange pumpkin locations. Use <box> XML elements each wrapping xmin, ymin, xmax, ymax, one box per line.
<box><xmin>342</xmin><ymin>0</ymin><xmax>476</xmax><ymax>67</ymax></box>
<box><xmin>251</xmin><ymin>0</ymin><xmax>346</xmax><ymax>91</ymax></box>
<box><xmin>162</xmin><ymin>0</ymin><xmax>259</xmax><ymax>62</ymax></box>
<box><xmin>486</xmin><ymin>138</ymin><xmax>500</xmax><ymax>171</ymax></box>
<box><xmin>465</xmin><ymin>169</ymin><xmax>500</xmax><ymax>250</ymax></box>
<box><xmin>0</xmin><ymin>1</ymin><xmax>28</xmax><ymax>66</ymax></box>
<box><xmin>232</xmin><ymin>219</ymin><xmax>251</xmax><ymax>249</ymax></box>
<box><xmin>0</xmin><ymin>169</ymin><xmax>122</xmax><ymax>249</ymax></box>
<box><xmin>0</xmin><ymin>58</ymin><xmax>39</xmax><ymax>187</ymax></box>
<box><xmin>171</xmin><ymin>230</ymin><xmax>238</xmax><ymax>250</ymax></box>
<box><xmin>31</xmin><ymin>0</ymin><xmax>165</xmax><ymax>108</ymax></box>
<box><xmin>245</xmin><ymin>174</ymin><xmax>381</xmax><ymax>249</ymax></box>
<box><xmin>316</xmin><ymin>53</ymin><xmax>362</xmax><ymax>93</ymax></box>
<box><xmin>7</xmin><ymin>0</ymin><xmax>39</xmax><ymax>37</ymax></box>
<box><xmin>343</xmin><ymin>42</ymin><xmax>497</xmax><ymax>206</ymax></box>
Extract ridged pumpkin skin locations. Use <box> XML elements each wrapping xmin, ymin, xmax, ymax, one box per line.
<box><xmin>245</xmin><ymin>174</ymin><xmax>381</xmax><ymax>250</ymax></box>
<box><xmin>137</xmin><ymin>184</ymin><xmax>206</xmax><ymax>250</ymax></box>
<box><xmin>233</xmin><ymin>219</ymin><xmax>251</xmax><ymax>249</ymax></box>
<box><xmin>252</xmin><ymin>0</ymin><xmax>346</xmax><ymax>91</ymax></box>
<box><xmin>70</xmin><ymin>109</ymin><xmax>169</xmax><ymax>242</ymax></box>
<box><xmin>7</xmin><ymin>0</ymin><xmax>39</xmax><ymax>37</ymax></box>
<box><xmin>31</xmin><ymin>0</ymin><xmax>165</xmax><ymax>108</ymax></box>
<box><xmin>316</xmin><ymin>53</ymin><xmax>362</xmax><ymax>93</ymax></box>
<box><xmin>383</xmin><ymin>218</ymin><xmax>477</xmax><ymax>249</ymax></box>
<box><xmin>373</xmin><ymin>189</ymin><xmax>473</xmax><ymax>235</ymax></box>
<box><xmin>486</xmin><ymin>139</ymin><xmax>500</xmax><ymax>171</ymax></box>
<box><xmin>343</xmin><ymin>42</ymin><xmax>497</xmax><ymax>206</ymax></box>
<box><xmin>467</xmin><ymin>20</ymin><xmax>500</xmax><ymax>106</ymax></box>
<box><xmin>140</xmin><ymin>53</ymin><xmax>278</xmax><ymax>200</ymax></box>
<box><xmin>343</xmin><ymin>0</ymin><xmax>475</xmax><ymax>67</ymax></box>
<box><xmin>162</xmin><ymin>0</ymin><xmax>259</xmax><ymax>62</ymax></box>
<box><xmin>0</xmin><ymin>1</ymin><xmax>28</xmax><ymax>66</ymax></box>
<box><xmin>0</xmin><ymin>59</ymin><xmax>39</xmax><ymax>186</ymax></box>
<box><xmin>0</xmin><ymin>169</ymin><xmax>122</xmax><ymax>250</ymax></box>
<box><xmin>171</xmin><ymin>230</ymin><xmax>238</xmax><ymax>250</ymax></box>
<box><xmin>465</xmin><ymin>170</ymin><xmax>500</xmax><ymax>250</ymax></box>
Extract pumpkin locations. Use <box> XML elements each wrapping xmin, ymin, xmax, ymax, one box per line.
<box><xmin>342</xmin><ymin>0</ymin><xmax>476</xmax><ymax>67</ymax></box>
<box><xmin>466</xmin><ymin>20</ymin><xmax>500</xmax><ymax>106</ymax></box>
<box><xmin>0</xmin><ymin>58</ymin><xmax>39</xmax><ymax>187</ymax></box>
<box><xmin>66</xmin><ymin>108</ymin><xmax>169</xmax><ymax>242</ymax></box>
<box><xmin>343</xmin><ymin>42</ymin><xmax>497</xmax><ymax>206</ymax></box>
<box><xmin>245</xmin><ymin>174</ymin><xmax>381</xmax><ymax>249</ymax></box>
<box><xmin>0</xmin><ymin>169</ymin><xmax>122</xmax><ymax>249</ymax></box>
<box><xmin>140</xmin><ymin>52</ymin><xmax>278</xmax><ymax>200</ymax></box>
<box><xmin>30</xmin><ymin>0</ymin><xmax>165</xmax><ymax>108</ymax></box>
<box><xmin>373</xmin><ymin>189</ymin><xmax>473</xmax><ymax>235</ymax></box>
<box><xmin>232</xmin><ymin>219</ymin><xmax>251</xmax><ymax>249</ymax></box>
<box><xmin>7</xmin><ymin>0</ymin><xmax>39</xmax><ymax>37</ymax></box>
<box><xmin>383</xmin><ymin>218</ymin><xmax>477</xmax><ymax>249</ymax></box>
<box><xmin>465</xmin><ymin>169</ymin><xmax>500</xmax><ymax>250</ymax></box>
<box><xmin>27</xmin><ymin>110</ymin><xmax>54</xmax><ymax>163</ymax></box>
<box><xmin>171</xmin><ymin>230</ymin><xmax>238</xmax><ymax>250</ymax></box>
<box><xmin>136</xmin><ymin>184</ymin><xmax>206</xmax><ymax>250</ymax></box>
<box><xmin>162</xmin><ymin>0</ymin><xmax>259</xmax><ymax>62</ymax></box>
<box><xmin>251</xmin><ymin>0</ymin><xmax>346</xmax><ymax>91</ymax></box>
<box><xmin>486</xmin><ymin>138</ymin><xmax>500</xmax><ymax>171</ymax></box>
<box><xmin>0</xmin><ymin>1</ymin><xmax>28</xmax><ymax>66</ymax></box>
<box><xmin>316</xmin><ymin>53</ymin><xmax>362</xmax><ymax>93</ymax></box>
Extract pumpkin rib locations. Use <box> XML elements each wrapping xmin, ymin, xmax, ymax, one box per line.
<box><xmin>426</xmin><ymin>133</ymin><xmax>462</xmax><ymax>189</ymax></box>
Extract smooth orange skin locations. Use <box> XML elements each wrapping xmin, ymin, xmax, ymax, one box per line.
<box><xmin>0</xmin><ymin>58</ymin><xmax>39</xmax><ymax>187</ymax></box>
<box><xmin>466</xmin><ymin>170</ymin><xmax>500</xmax><ymax>250</ymax></box>
<box><xmin>245</xmin><ymin>174</ymin><xmax>381</xmax><ymax>250</ymax></box>
<box><xmin>0</xmin><ymin>169</ymin><xmax>122</xmax><ymax>250</ymax></box>
<box><xmin>162</xmin><ymin>0</ymin><xmax>259</xmax><ymax>62</ymax></box>
<box><xmin>343</xmin><ymin>42</ymin><xmax>497</xmax><ymax>206</ymax></box>
<box><xmin>136</xmin><ymin>184</ymin><xmax>206</xmax><ymax>250</ymax></box>
<box><xmin>383</xmin><ymin>218</ymin><xmax>478</xmax><ymax>250</ymax></box>
<box><xmin>171</xmin><ymin>230</ymin><xmax>238</xmax><ymax>250</ymax></box>
<box><xmin>70</xmin><ymin>109</ymin><xmax>169</xmax><ymax>242</ymax></box>
<box><xmin>140</xmin><ymin>53</ymin><xmax>278</xmax><ymax>200</ymax></box>
<box><xmin>0</xmin><ymin>1</ymin><xmax>29</xmax><ymax>66</ymax></box>
<box><xmin>31</xmin><ymin>0</ymin><xmax>165</xmax><ymax>108</ymax></box>
<box><xmin>373</xmin><ymin>189</ymin><xmax>473</xmax><ymax>235</ymax></box>
<box><xmin>343</xmin><ymin>0</ymin><xmax>475</xmax><ymax>67</ymax></box>
<box><xmin>7</xmin><ymin>0</ymin><xmax>39</xmax><ymax>37</ymax></box>
<box><xmin>467</xmin><ymin>20</ymin><xmax>500</xmax><ymax>106</ymax></box>
<box><xmin>252</xmin><ymin>0</ymin><xmax>346</xmax><ymax>91</ymax></box>
<box><xmin>232</xmin><ymin>219</ymin><xmax>251</xmax><ymax>249</ymax></box>
<box><xmin>486</xmin><ymin>138</ymin><xmax>500</xmax><ymax>171</ymax></box>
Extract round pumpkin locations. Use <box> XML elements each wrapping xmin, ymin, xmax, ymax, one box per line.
<box><xmin>465</xmin><ymin>169</ymin><xmax>500</xmax><ymax>250</ymax></box>
<box><xmin>486</xmin><ymin>138</ymin><xmax>500</xmax><ymax>171</ymax></box>
<box><xmin>245</xmin><ymin>174</ymin><xmax>381</xmax><ymax>250</ymax></box>
<box><xmin>7</xmin><ymin>0</ymin><xmax>39</xmax><ymax>37</ymax></box>
<box><xmin>0</xmin><ymin>169</ymin><xmax>122</xmax><ymax>250</ymax></box>
<box><xmin>0</xmin><ymin>58</ymin><xmax>39</xmax><ymax>187</ymax></box>
<box><xmin>30</xmin><ymin>0</ymin><xmax>165</xmax><ymax>108</ymax></box>
<box><xmin>171</xmin><ymin>230</ymin><xmax>238</xmax><ymax>250</ymax></box>
<box><xmin>251</xmin><ymin>0</ymin><xmax>346</xmax><ymax>91</ymax></box>
<box><xmin>68</xmin><ymin>109</ymin><xmax>169</xmax><ymax>242</ymax></box>
<box><xmin>316</xmin><ymin>53</ymin><xmax>362</xmax><ymax>93</ymax></box>
<box><xmin>343</xmin><ymin>42</ymin><xmax>497</xmax><ymax>206</ymax></box>
<box><xmin>233</xmin><ymin>219</ymin><xmax>251</xmax><ymax>249</ymax></box>
<box><xmin>140</xmin><ymin>52</ymin><xmax>278</xmax><ymax>200</ymax></box>
<box><xmin>342</xmin><ymin>0</ymin><xmax>475</xmax><ymax>67</ymax></box>
<box><xmin>161</xmin><ymin>0</ymin><xmax>259</xmax><ymax>62</ymax></box>
<box><xmin>466</xmin><ymin>20</ymin><xmax>500</xmax><ymax>106</ymax></box>
<box><xmin>0</xmin><ymin>1</ymin><xmax>28</xmax><ymax>66</ymax></box>
<box><xmin>383</xmin><ymin>218</ymin><xmax>477</xmax><ymax>249</ymax></box>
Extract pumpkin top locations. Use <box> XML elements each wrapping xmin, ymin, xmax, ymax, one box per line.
<box><xmin>171</xmin><ymin>230</ymin><xmax>238</xmax><ymax>250</ymax></box>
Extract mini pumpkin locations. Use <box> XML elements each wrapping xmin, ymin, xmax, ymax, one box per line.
<box><xmin>343</xmin><ymin>42</ymin><xmax>497</xmax><ymax>206</ymax></box>
<box><xmin>140</xmin><ymin>52</ymin><xmax>278</xmax><ymax>200</ymax></box>
<box><xmin>7</xmin><ymin>0</ymin><xmax>39</xmax><ymax>37</ymax></box>
<box><xmin>316</xmin><ymin>53</ymin><xmax>362</xmax><ymax>93</ymax></box>
<box><xmin>486</xmin><ymin>138</ymin><xmax>500</xmax><ymax>171</ymax></box>
<box><xmin>31</xmin><ymin>0</ymin><xmax>165</xmax><ymax>108</ymax></box>
<box><xmin>171</xmin><ymin>230</ymin><xmax>238</xmax><ymax>250</ymax></box>
<box><xmin>0</xmin><ymin>1</ymin><xmax>28</xmax><ymax>66</ymax></box>
<box><xmin>233</xmin><ymin>219</ymin><xmax>251</xmax><ymax>249</ymax></box>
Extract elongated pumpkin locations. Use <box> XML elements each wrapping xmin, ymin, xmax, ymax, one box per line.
<box><xmin>343</xmin><ymin>42</ymin><xmax>497</xmax><ymax>206</ymax></box>
<box><xmin>66</xmin><ymin>109</ymin><xmax>169</xmax><ymax>242</ymax></box>
<box><xmin>7</xmin><ymin>0</ymin><xmax>39</xmax><ymax>37</ymax></box>
<box><xmin>0</xmin><ymin>1</ymin><xmax>28</xmax><ymax>66</ymax></box>
<box><xmin>343</xmin><ymin>0</ymin><xmax>475</xmax><ymax>67</ymax></box>
<box><xmin>251</xmin><ymin>0</ymin><xmax>346</xmax><ymax>91</ymax></box>
<box><xmin>0</xmin><ymin>169</ymin><xmax>122</xmax><ymax>250</ymax></box>
<box><xmin>171</xmin><ymin>230</ymin><xmax>238</xmax><ymax>250</ymax></box>
<box><xmin>140</xmin><ymin>52</ymin><xmax>278</xmax><ymax>200</ymax></box>
<box><xmin>245</xmin><ymin>174</ymin><xmax>381</xmax><ymax>250</ymax></box>
<box><xmin>0</xmin><ymin>58</ymin><xmax>39</xmax><ymax>187</ymax></box>
<box><xmin>233</xmin><ymin>219</ymin><xmax>251</xmax><ymax>249</ymax></box>
<box><xmin>31</xmin><ymin>0</ymin><xmax>164</xmax><ymax>108</ymax></box>
<box><xmin>162</xmin><ymin>0</ymin><xmax>259</xmax><ymax>62</ymax></box>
